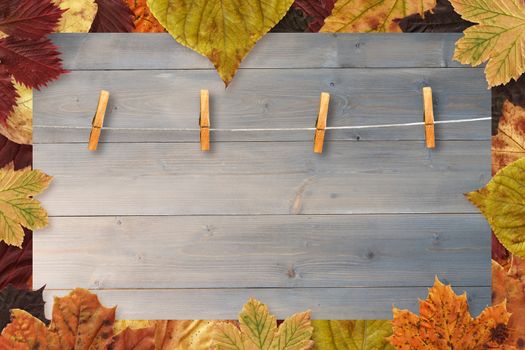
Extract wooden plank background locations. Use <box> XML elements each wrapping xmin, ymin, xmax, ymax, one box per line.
<box><xmin>33</xmin><ymin>33</ymin><xmax>491</xmax><ymax>320</ymax></box>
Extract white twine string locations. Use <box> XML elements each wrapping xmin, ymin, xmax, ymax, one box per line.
<box><xmin>33</xmin><ymin>117</ymin><xmax>491</xmax><ymax>132</ymax></box>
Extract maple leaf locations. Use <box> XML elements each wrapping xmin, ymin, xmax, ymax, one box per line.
<box><xmin>0</xmin><ymin>165</ymin><xmax>52</xmax><ymax>248</ymax></box>
<box><xmin>312</xmin><ymin>320</ymin><xmax>394</xmax><ymax>349</ymax></box>
<box><xmin>0</xmin><ymin>37</ymin><xmax>66</xmax><ymax>90</ymax></box>
<box><xmin>396</xmin><ymin>0</ymin><xmax>473</xmax><ymax>33</ymax></box>
<box><xmin>54</xmin><ymin>0</ymin><xmax>98</xmax><ymax>32</ymax></box>
<box><xmin>125</xmin><ymin>0</ymin><xmax>164</xmax><ymax>32</ymax></box>
<box><xmin>292</xmin><ymin>0</ymin><xmax>335</xmax><ymax>32</ymax></box>
<box><xmin>0</xmin><ymin>67</ymin><xmax>18</xmax><ymax>124</ymax></box>
<box><xmin>0</xmin><ymin>285</ymin><xmax>48</xmax><ymax>330</ymax></box>
<box><xmin>0</xmin><ymin>83</ymin><xmax>32</xmax><ymax>145</ymax></box>
<box><xmin>147</xmin><ymin>0</ymin><xmax>294</xmax><ymax>85</ymax></box>
<box><xmin>320</xmin><ymin>0</ymin><xmax>436</xmax><ymax>33</ymax></box>
<box><xmin>466</xmin><ymin>157</ymin><xmax>525</xmax><ymax>258</ymax></box>
<box><xmin>90</xmin><ymin>0</ymin><xmax>134</xmax><ymax>33</ymax></box>
<box><xmin>492</xmin><ymin>100</ymin><xmax>525</xmax><ymax>175</ymax></box>
<box><xmin>213</xmin><ymin>298</ymin><xmax>314</xmax><ymax>350</ymax></box>
<box><xmin>0</xmin><ymin>0</ymin><xmax>64</xmax><ymax>40</ymax></box>
<box><xmin>390</xmin><ymin>277</ymin><xmax>512</xmax><ymax>349</ymax></box>
<box><xmin>112</xmin><ymin>326</ymin><xmax>155</xmax><ymax>350</ymax></box>
<box><xmin>0</xmin><ymin>230</ymin><xmax>31</xmax><ymax>289</ymax></box>
<box><xmin>493</xmin><ymin>258</ymin><xmax>525</xmax><ymax>349</ymax></box>
<box><xmin>450</xmin><ymin>0</ymin><xmax>525</xmax><ymax>87</ymax></box>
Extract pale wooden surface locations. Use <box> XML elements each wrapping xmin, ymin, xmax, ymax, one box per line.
<box><xmin>34</xmin><ymin>33</ymin><xmax>491</xmax><ymax>320</ymax></box>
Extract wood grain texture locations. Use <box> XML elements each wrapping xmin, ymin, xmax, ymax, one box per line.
<box><xmin>34</xmin><ymin>33</ymin><xmax>491</xmax><ymax>320</ymax></box>
<box><xmin>43</xmin><ymin>287</ymin><xmax>491</xmax><ymax>320</ymax></box>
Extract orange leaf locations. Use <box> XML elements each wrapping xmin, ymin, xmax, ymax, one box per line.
<box><xmin>492</xmin><ymin>100</ymin><xmax>525</xmax><ymax>175</ymax></box>
<box><xmin>1</xmin><ymin>309</ymin><xmax>55</xmax><ymax>349</ymax></box>
<box><xmin>112</xmin><ymin>326</ymin><xmax>155</xmax><ymax>350</ymax></box>
<box><xmin>125</xmin><ymin>0</ymin><xmax>164</xmax><ymax>33</ymax></box>
<box><xmin>390</xmin><ymin>277</ymin><xmax>512</xmax><ymax>349</ymax></box>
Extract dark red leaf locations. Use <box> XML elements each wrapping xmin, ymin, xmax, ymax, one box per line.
<box><xmin>0</xmin><ymin>36</ymin><xmax>66</xmax><ymax>90</ymax></box>
<box><xmin>272</xmin><ymin>7</ymin><xmax>309</xmax><ymax>33</ymax></box>
<box><xmin>396</xmin><ymin>0</ymin><xmax>473</xmax><ymax>33</ymax></box>
<box><xmin>292</xmin><ymin>0</ymin><xmax>335</xmax><ymax>32</ymax></box>
<box><xmin>90</xmin><ymin>0</ymin><xmax>134</xmax><ymax>32</ymax></box>
<box><xmin>0</xmin><ymin>284</ymin><xmax>49</xmax><ymax>330</ymax></box>
<box><xmin>0</xmin><ymin>0</ymin><xmax>64</xmax><ymax>40</ymax></box>
<box><xmin>0</xmin><ymin>66</ymin><xmax>18</xmax><ymax>125</ymax></box>
<box><xmin>0</xmin><ymin>134</ymin><xmax>32</xmax><ymax>170</ymax></box>
<box><xmin>0</xmin><ymin>229</ymin><xmax>32</xmax><ymax>290</ymax></box>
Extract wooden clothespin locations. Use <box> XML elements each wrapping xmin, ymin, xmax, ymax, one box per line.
<box><xmin>200</xmin><ymin>89</ymin><xmax>210</xmax><ymax>151</ymax></box>
<box><xmin>423</xmin><ymin>87</ymin><xmax>435</xmax><ymax>149</ymax></box>
<box><xmin>313</xmin><ymin>92</ymin><xmax>330</xmax><ymax>154</ymax></box>
<box><xmin>88</xmin><ymin>90</ymin><xmax>110</xmax><ymax>151</ymax></box>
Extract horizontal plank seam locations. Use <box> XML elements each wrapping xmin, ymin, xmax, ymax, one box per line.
<box><xmin>60</xmin><ymin>67</ymin><xmax>485</xmax><ymax>72</ymax></box>
<box><xmin>46</xmin><ymin>213</ymin><xmax>486</xmax><ymax>218</ymax></box>
<box><xmin>43</xmin><ymin>286</ymin><xmax>491</xmax><ymax>291</ymax></box>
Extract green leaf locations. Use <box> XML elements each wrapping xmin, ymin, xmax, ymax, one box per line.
<box><xmin>146</xmin><ymin>0</ymin><xmax>294</xmax><ymax>85</ymax></box>
<box><xmin>312</xmin><ymin>320</ymin><xmax>394</xmax><ymax>350</ymax></box>
<box><xmin>466</xmin><ymin>157</ymin><xmax>525</xmax><ymax>257</ymax></box>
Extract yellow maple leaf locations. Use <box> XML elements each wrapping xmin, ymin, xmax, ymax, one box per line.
<box><xmin>213</xmin><ymin>298</ymin><xmax>314</xmax><ymax>350</ymax></box>
<box><xmin>450</xmin><ymin>0</ymin><xmax>525</xmax><ymax>86</ymax></box>
<box><xmin>390</xmin><ymin>277</ymin><xmax>512</xmax><ymax>349</ymax></box>
<box><xmin>146</xmin><ymin>0</ymin><xmax>294</xmax><ymax>85</ymax></box>
<box><xmin>0</xmin><ymin>83</ymin><xmax>32</xmax><ymax>145</ymax></box>
<box><xmin>312</xmin><ymin>320</ymin><xmax>394</xmax><ymax>350</ymax></box>
<box><xmin>320</xmin><ymin>0</ymin><xmax>436</xmax><ymax>33</ymax></box>
<box><xmin>0</xmin><ymin>165</ymin><xmax>52</xmax><ymax>248</ymax></box>
<box><xmin>54</xmin><ymin>0</ymin><xmax>98</xmax><ymax>32</ymax></box>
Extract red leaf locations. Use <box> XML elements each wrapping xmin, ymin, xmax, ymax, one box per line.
<box><xmin>0</xmin><ymin>66</ymin><xmax>18</xmax><ymax>124</ymax></box>
<box><xmin>292</xmin><ymin>0</ymin><xmax>335</xmax><ymax>32</ymax></box>
<box><xmin>0</xmin><ymin>134</ymin><xmax>32</xmax><ymax>170</ymax></box>
<box><xmin>0</xmin><ymin>0</ymin><xmax>64</xmax><ymax>40</ymax></box>
<box><xmin>0</xmin><ymin>37</ymin><xmax>66</xmax><ymax>89</ymax></box>
<box><xmin>90</xmin><ymin>0</ymin><xmax>134</xmax><ymax>32</ymax></box>
<box><xmin>0</xmin><ymin>230</ymin><xmax>32</xmax><ymax>290</ymax></box>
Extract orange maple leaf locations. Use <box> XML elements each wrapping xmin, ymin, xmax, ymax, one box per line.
<box><xmin>390</xmin><ymin>277</ymin><xmax>512</xmax><ymax>349</ymax></box>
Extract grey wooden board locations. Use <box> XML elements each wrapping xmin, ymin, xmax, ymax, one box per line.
<box><xmin>34</xmin><ymin>33</ymin><xmax>491</xmax><ymax>320</ymax></box>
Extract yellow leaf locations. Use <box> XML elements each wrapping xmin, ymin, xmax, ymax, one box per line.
<box><xmin>154</xmin><ymin>320</ymin><xmax>218</xmax><ymax>349</ymax></box>
<box><xmin>214</xmin><ymin>299</ymin><xmax>313</xmax><ymax>350</ymax></box>
<box><xmin>312</xmin><ymin>320</ymin><xmax>394</xmax><ymax>350</ymax></box>
<box><xmin>54</xmin><ymin>0</ymin><xmax>98</xmax><ymax>32</ymax></box>
<box><xmin>0</xmin><ymin>83</ymin><xmax>32</xmax><ymax>145</ymax></box>
<box><xmin>467</xmin><ymin>157</ymin><xmax>525</xmax><ymax>258</ymax></box>
<box><xmin>492</xmin><ymin>100</ymin><xmax>525</xmax><ymax>175</ymax></box>
<box><xmin>146</xmin><ymin>0</ymin><xmax>294</xmax><ymax>85</ymax></box>
<box><xmin>114</xmin><ymin>320</ymin><xmax>156</xmax><ymax>335</ymax></box>
<box><xmin>450</xmin><ymin>0</ymin><xmax>525</xmax><ymax>86</ymax></box>
<box><xmin>0</xmin><ymin>166</ymin><xmax>52</xmax><ymax>247</ymax></box>
<box><xmin>320</xmin><ymin>0</ymin><xmax>436</xmax><ymax>33</ymax></box>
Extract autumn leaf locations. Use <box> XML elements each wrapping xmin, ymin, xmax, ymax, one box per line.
<box><xmin>0</xmin><ymin>0</ymin><xmax>64</xmax><ymax>40</ymax></box>
<box><xmin>0</xmin><ymin>67</ymin><xmax>18</xmax><ymax>123</ymax></box>
<box><xmin>0</xmin><ymin>165</ymin><xmax>52</xmax><ymax>248</ymax></box>
<box><xmin>0</xmin><ymin>135</ymin><xmax>32</xmax><ymax>171</ymax></box>
<box><xmin>492</xmin><ymin>100</ymin><xmax>525</xmax><ymax>175</ymax></box>
<box><xmin>0</xmin><ymin>37</ymin><xmax>66</xmax><ymax>90</ymax></box>
<box><xmin>0</xmin><ymin>230</ymin><xmax>32</xmax><ymax>289</ymax></box>
<box><xmin>125</xmin><ymin>0</ymin><xmax>164</xmax><ymax>32</ymax></box>
<box><xmin>320</xmin><ymin>0</ymin><xmax>436</xmax><ymax>33</ymax></box>
<box><xmin>390</xmin><ymin>277</ymin><xmax>511</xmax><ymax>349</ymax></box>
<box><xmin>112</xmin><ymin>326</ymin><xmax>155</xmax><ymax>350</ymax></box>
<box><xmin>493</xmin><ymin>258</ymin><xmax>525</xmax><ymax>349</ymax></box>
<box><xmin>293</xmin><ymin>0</ymin><xmax>335</xmax><ymax>32</ymax></box>
<box><xmin>213</xmin><ymin>298</ymin><xmax>314</xmax><ymax>350</ymax></box>
<box><xmin>0</xmin><ymin>83</ymin><xmax>32</xmax><ymax>145</ymax></box>
<box><xmin>312</xmin><ymin>320</ymin><xmax>394</xmax><ymax>350</ymax></box>
<box><xmin>272</xmin><ymin>8</ymin><xmax>309</xmax><ymax>33</ymax></box>
<box><xmin>397</xmin><ymin>0</ymin><xmax>473</xmax><ymax>33</ymax></box>
<box><xmin>466</xmin><ymin>157</ymin><xmax>525</xmax><ymax>258</ymax></box>
<box><xmin>450</xmin><ymin>0</ymin><xmax>525</xmax><ymax>87</ymax></box>
<box><xmin>90</xmin><ymin>0</ymin><xmax>134</xmax><ymax>32</ymax></box>
<box><xmin>1</xmin><ymin>309</ymin><xmax>51</xmax><ymax>349</ymax></box>
<box><xmin>54</xmin><ymin>0</ymin><xmax>98</xmax><ymax>32</ymax></box>
<box><xmin>147</xmin><ymin>0</ymin><xmax>294</xmax><ymax>85</ymax></box>
<box><xmin>0</xmin><ymin>285</ymin><xmax>48</xmax><ymax>330</ymax></box>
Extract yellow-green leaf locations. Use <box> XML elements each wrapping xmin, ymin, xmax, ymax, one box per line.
<box><xmin>467</xmin><ymin>157</ymin><xmax>525</xmax><ymax>257</ymax></box>
<box><xmin>312</xmin><ymin>320</ymin><xmax>394</xmax><ymax>350</ymax></box>
<box><xmin>146</xmin><ymin>0</ymin><xmax>294</xmax><ymax>85</ymax></box>
<box><xmin>240</xmin><ymin>298</ymin><xmax>277</xmax><ymax>350</ymax></box>
<box><xmin>54</xmin><ymin>0</ymin><xmax>98</xmax><ymax>32</ymax></box>
<box><xmin>450</xmin><ymin>0</ymin><xmax>525</xmax><ymax>86</ymax></box>
<box><xmin>320</xmin><ymin>0</ymin><xmax>436</xmax><ymax>33</ymax></box>
<box><xmin>0</xmin><ymin>83</ymin><xmax>32</xmax><ymax>145</ymax></box>
<box><xmin>0</xmin><ymin>166</ymin><xmax>52</xmax><ymax>247</ymax></box>
<box><xmin>272</xmin><ymin>311</ymin><xmax>313</xmax><ymax>350</ymax></box>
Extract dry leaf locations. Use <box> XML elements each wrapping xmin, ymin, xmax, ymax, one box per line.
<box><xmin>492</xmin><ymin>100</ymin><xmax>525</xmax><ymax>175</ymax></box>
<box><xmin>114</xmin><ymin>320</ymin><xmax>156</xmax><ymax>335</ymax></box>
<box><xmin>54</xmin><ymin>0</ymin><xmax>98</xmax><ymax>32</ymax></box>
<box><xmin>0</xmin><ymin>285</ymin><xmax>48</xmax><ymax>331</ymax></box>
<box><xmin>450</xmin><ymin>0</ymin><xmax>525</xmax><ymax>87</ymax></box>
<box><xmin>146</xmin><ymin>0</ymin><xmax>294</xmax><ymax>85</ymax></box>
<box><xmin>213</xmin><ymin>298</ymin><xmax>314</xmax><ymax>350</ymax></box>
<box><xmin>125</xmin><ymin>0</ymin><xmax>164</xmax><ymax>32</ymax></box>
<box><xmin>1</xmin><ymin>309</ymin><xmax>51</xmax><ymax>349</ymax></box>
<box><xmin>112</xmin><ymin>326</ymin><xmax>155</xmax><ymax>350</ymax></box>
<box><xmin>466</xmin><ymin>157</ymin><xmax>525</xmax><ymax>258</ymax></box>
<box><xmin>0</xmin><ymin>165</ymin><xmax>52</xmax><ymax>248</ymax></box>
<box><xmin>493</xmin><ymin>258</ymin><xmax>525</xmax><ymax>349</ymax></box>
<box><xmin>0</xmin><ymin>83</ymin><xmax>31</xmax><ymax>145</ymax></box>
<box><xmin>154</xmin><ymin>320</ymin><xmax>217</xmax><ymax>349</ymax></box>
<box><xmin>320</xmin><ymin>0</ymin><xmax>436</xmax><ymax>33</ymax></box>
<box><xmin>312</xmin><ymin>320</ymin><xmax>394</xmax><ymax>350</ymax></box>
<box><xmin>390</xmin><ymin>277</ymin><xmax>511</xmax><ymax>349</ymax></box>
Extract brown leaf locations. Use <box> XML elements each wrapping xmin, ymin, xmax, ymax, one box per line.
<box><xmin>492</xmin><ymin>100</ymin><xmax>525</xmax><ymax>175</ymax></box>
<box><xmin>111</xmin><ymin>326</ymin><xmax>155</xmax><ymax>350</ymax></box>
<box><xmin>397</xmin><ymin>0</ymin><xmax>473</xmax><ymax>33</ymax></box>
<box><xmin>125</xmin><ymin>0</ymin><xmax>164</xmax><ymax>32</ymax></box>
<box><xmin>0</xmin><ymin>285</ymin><xmax>48</xmax><ymax>331</ymax></box>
